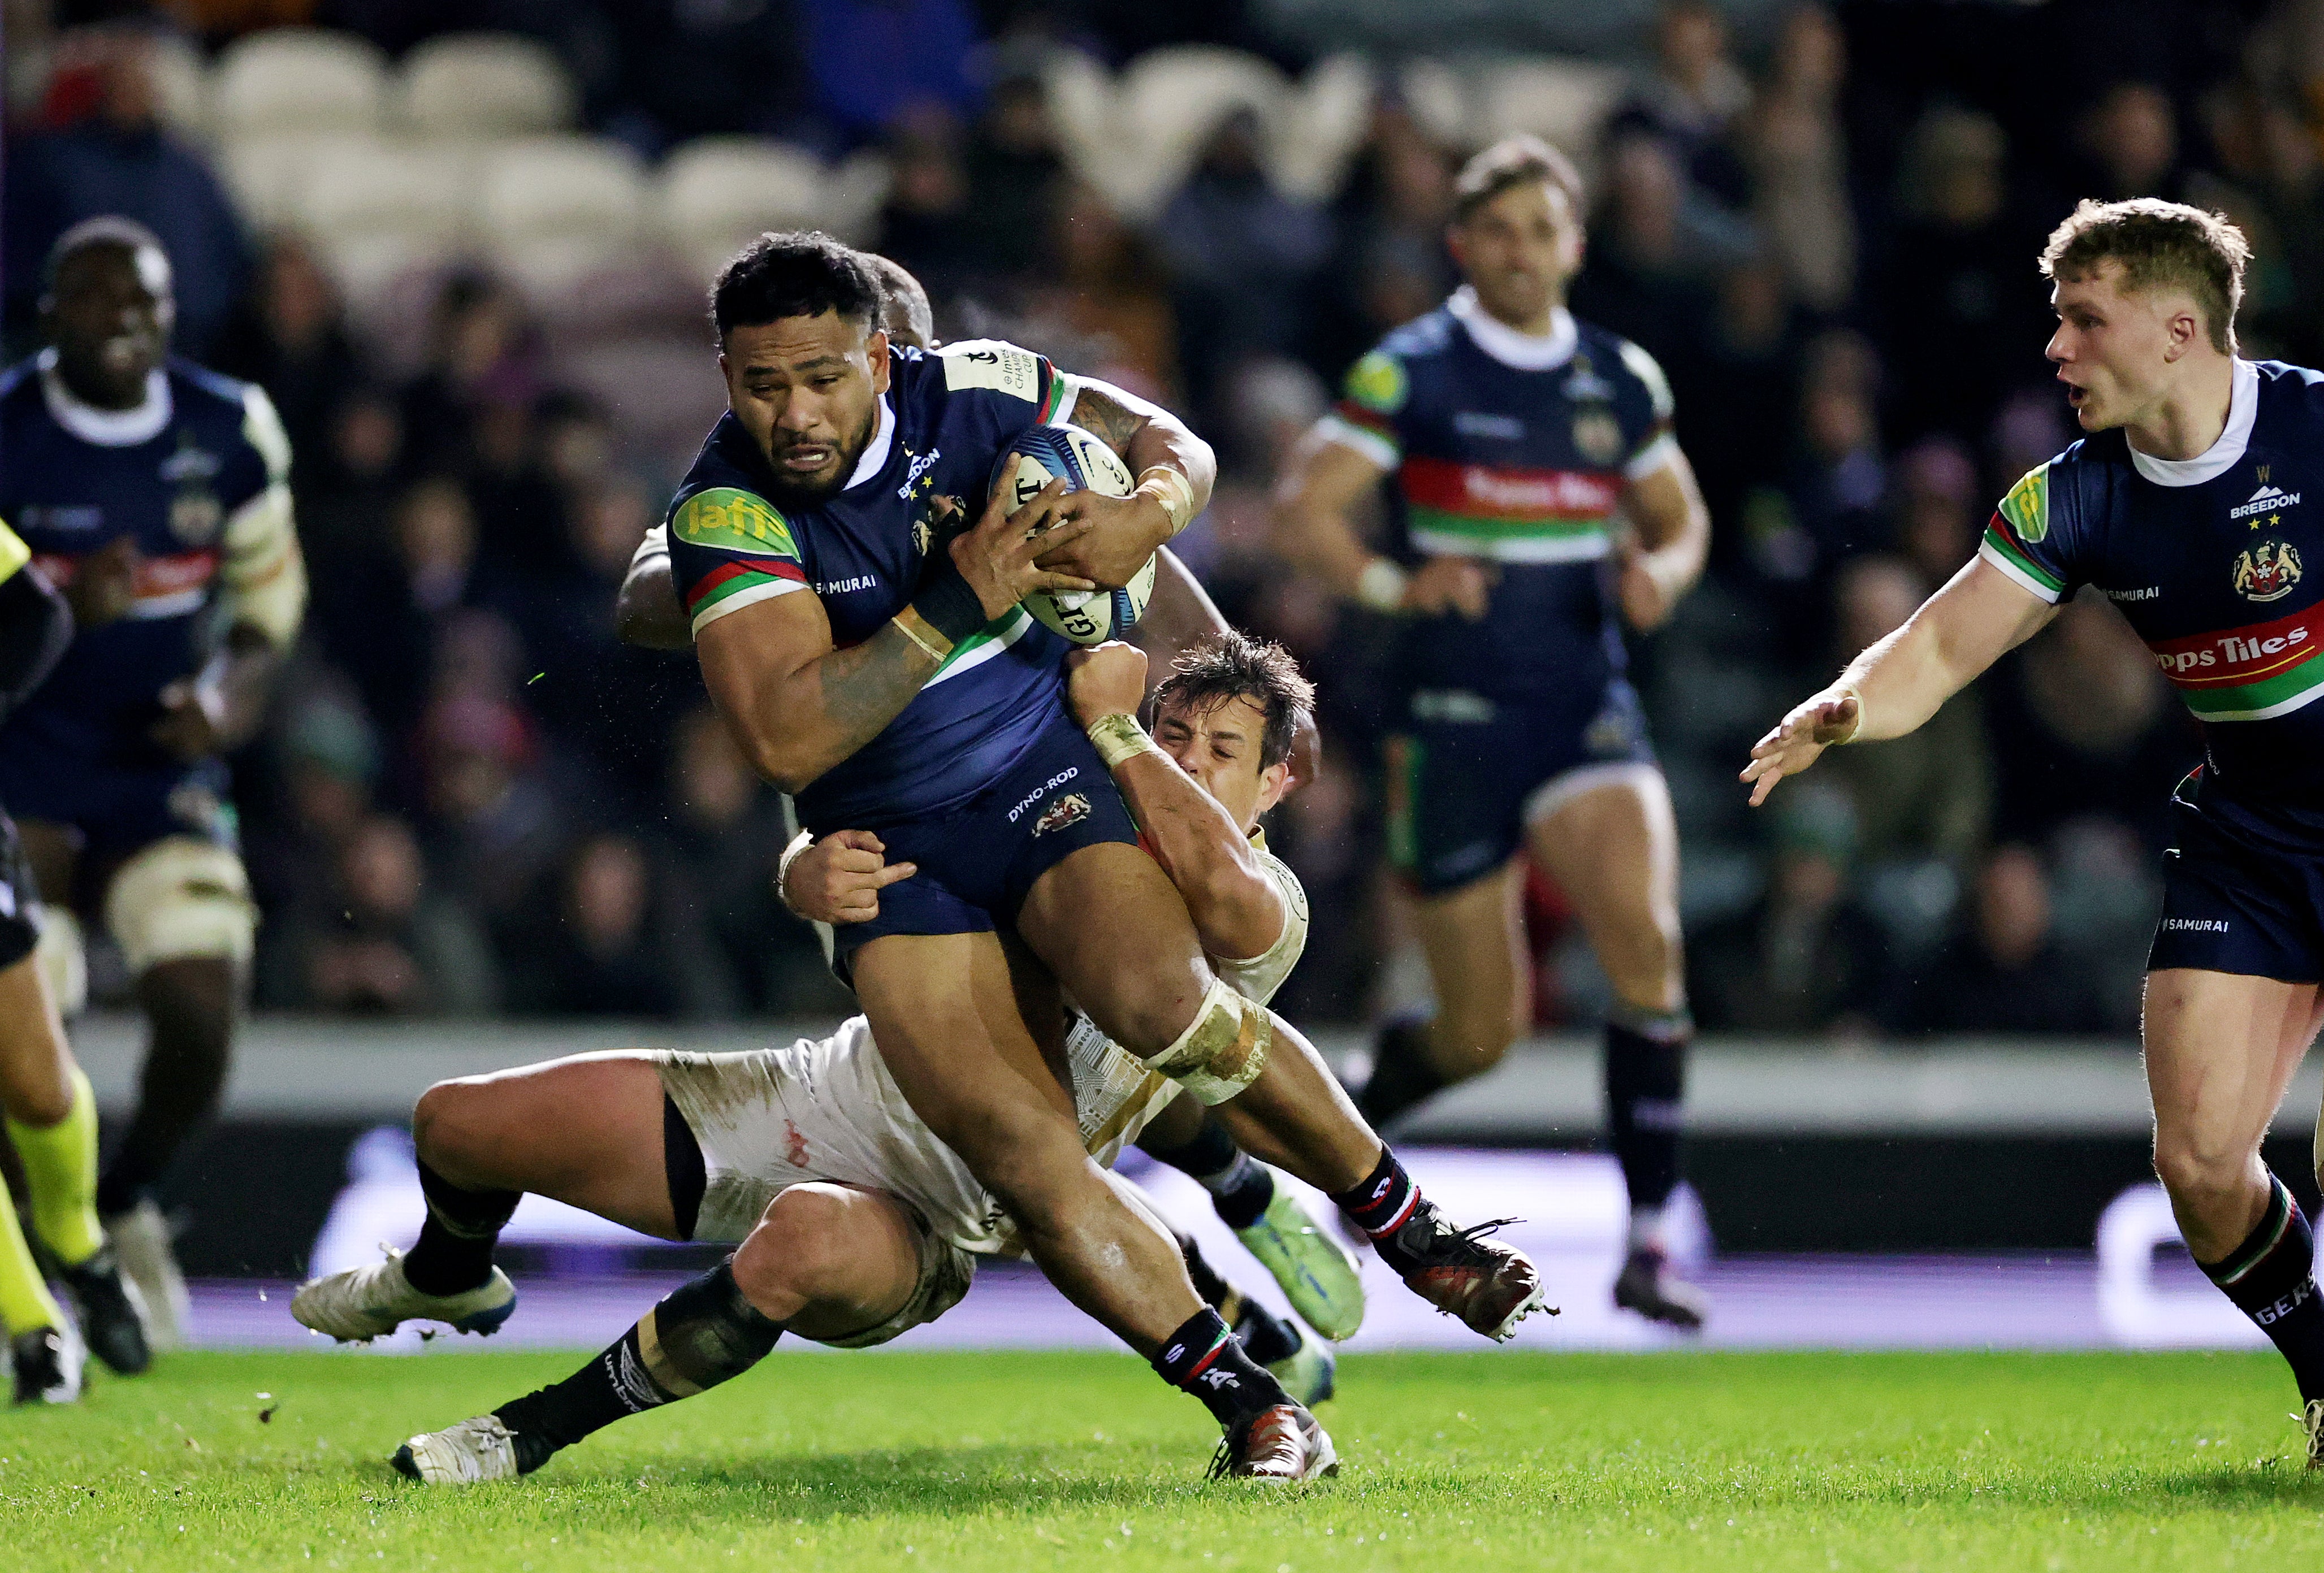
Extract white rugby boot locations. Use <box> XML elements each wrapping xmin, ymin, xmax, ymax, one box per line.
<box><xmin>104</xmin><ymin>1201</ymin><xmax>190</xmax><ymax>1353</ymax></box>
<box><xmin>392</xmin><ymin>1415</ymin><xmax>522</xmax><ymax>1485</ymax></box>
<box><xmin>1233</xmin><ymin>1185</ymin><xmax>1366</xmax><ymax>1342</ymax></box>
<box><xmin>2303</xmin><ymin>1399</ymin><xmax>2324</xmax><ymax>1470</ymax></box>
<box><xmin>292</xmin><ymin>1246</ymin><xmax>516</xmax><ymax>1343</ymax></box>
<box><xmin>10</xmin><ymin>1324</ymin><xmax>85</xmax><ymax>1405</ymax></box>
<box><xmin>1211</xmin><ymin>1402</ymin><xmax>1339</xmax><ymax>1483</ymax></box>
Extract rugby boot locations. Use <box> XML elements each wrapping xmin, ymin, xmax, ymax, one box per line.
<box><xmin>56</xmin><ymin>1243</ymin><xmax>152</xmax><ymax>1374</ymax></box>
<box><xmin>294</xmin><ymin>1246</ymin><xmax>516</xmax><ymax>1343</ymax></box>
<box><xmin>1210</xmin><ymin>1402</ymin><xmax>1339</xmax><ymax>1482</ymax></box>
<box><xmin>393</xmin><ymin>1415</ymin><xmax>531</xmax><ymax>1485</ymax></box>
<box><xmin>1613</xmin><ymin>1245</ymin><xmax>1709</xmax><ymax>1332</ymax></box>
<box><xmin>1391</xmin><ymin>1208</ymin><xmax>1553</xmax><ymax>1341</ymax></box>
<box><xmin>1234</xmin><ymin>1186</ymin><xmax>1366</xmax><ymax>1341</ymax></box>
<box><xmin>11</xmin><ymin>1324</ymin><xmax>84</xmax><ymax>1405</ymax></box>
<box><xmin>2304</xmin><ymin>1399</ymin><xmax>2324</xmax><ymax>1471</ymax></box>
<box><xmin>103</xmin><ymin>1201</ymin><xmax>190</xmax><ymax>1353</ymax></box>
<box><xmin>1263</xmin><ymin>1326</ymin><xmax>1336</xmax><ymax>1407</ymax></box>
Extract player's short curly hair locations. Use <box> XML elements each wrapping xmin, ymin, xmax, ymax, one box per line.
<box><xmin>1152</xmin><ymin>631</ymin><xmax>1317</xmax><ymax>773</ymax></box>
<box><xmin>1452</xmin><ymin>133</ymin><xmax>1585</xmax><ymax>224</ymax></box>
<box><xmin>2040</xmin><ymin>198</ymin><xmax>2252</xmax><ymax>354</ymax></box>
<box><xmin>711</xmin><ymin>231</ymin><xmax>882</xmax><ymax>344</ymax></box>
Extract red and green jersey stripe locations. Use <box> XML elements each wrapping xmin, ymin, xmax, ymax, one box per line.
<box><xmin>1979</xmin><ymin>463</ymin><xmax>2068</xmax><ymax>601</ymax></box>
<box><xmin>2148</xmin><ymin>599</ymin><xmax>2324</xmax><ymax>721</ymax></box>
<box><xmin>685</xmin><ymin>557</ymin><xmax>807</xmax><ymax>632</ymax></box>
<box><xmin>1400</xmin><ymin>456</ymin><xmax>1619</xmax><ymax>562</ymax></box>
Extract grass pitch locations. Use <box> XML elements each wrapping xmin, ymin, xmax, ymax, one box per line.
<box><xmin>2</xmin><ymin>1348</ymin><xmax>2320</xmax><ymax>1571</ymax></box>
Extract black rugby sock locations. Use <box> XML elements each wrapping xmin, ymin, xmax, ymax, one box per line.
<box><xmin>1151</xmin><ymin>1307</ymin><xmax>1291</xmax><ymax>1427</ymax></box>
<box><xmin>496</xmin><ymin>1260</ymin><xmax>783</xmax><ymax>1470</ymax></box>
<box><xmin>1144</xmin><ymin>1116</ymin><xmax>1275</xmax><ymax>1230</ymax></box>
<box><xmin>1332</xmin><ymin>1148</ymin><xmax>1443</xmax><ymax>1277</ymax></box>
<box><xmin>1180</xmin><ymin>1234</ymin><xmax>1300</xmax><ymax>1368</ymax></box>
<box><xmin>1605</xmin><ymin>1014</ymin><xmax>1689</xmax><ymax>1211</ymax></box>
<box><xmin>2201</xmin><ymin>1176</ymin><xmax>2324</xmax><ymax>1404</ymax></box>
<box><xmin>401</xmin><ymin>1159</ymin><xmax>518</xmax><ymax>1297</ymax></box>
<box><xmin>1357</xmin><ymin>1020</ymin><xmax>1447</xmax><ymax>1128</ymax></box>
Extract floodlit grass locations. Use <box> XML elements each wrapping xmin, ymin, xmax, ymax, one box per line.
<box><xmin>1</xmin><ymin>1348</ymin><xmax>2318</xmax><ymax>1570</ymax></box>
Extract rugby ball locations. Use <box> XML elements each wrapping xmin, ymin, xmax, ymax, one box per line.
<box><xmin>988</xmin><ymin>424</ymin><xmax>1158</xmax><ymax>647</ymax></box>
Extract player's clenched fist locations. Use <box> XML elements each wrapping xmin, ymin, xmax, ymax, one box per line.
<box><xmin>781</xmin><ymin>829</ymin><xmax>917</xmax><ymax>925</ymax></box>
<box><xmin>1404</xmin><ymin>556</ymin><xmax>1496</xmax><ymax>620</ymax></box>
<box><xmin>949</xmin><ymin>477</ymin><xmax>1098</xmax><ymax>621</ymax></box>
<box><xmin>1739</xmin><ymin>690</ymin><xmax>1862</xmax><ymax>807</ymax></box>
<box><xmin>1064</xmin><ymin>641</ymin><xmax>1148</xmax><ymax>727</ymax></box>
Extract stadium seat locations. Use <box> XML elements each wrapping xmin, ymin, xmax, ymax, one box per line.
<box><xmin>1477</xmin><ymin>57</ymin><xmax>1628</xmax><ymax>156</ymax></box>
<box><xmin>293</xmin><ymin>141</ymin><xmax>478</xmax><ymax>304</ymax></box>
<box><xmin>659</xmin><ymin>138</ymin><xmax>889</xmax><ymax>281</ymax></box>
<box><xmin>398</xmin><ymin>33</ymin><xmax>576</xmax><ymax>140</ymax></box>
<box><xmin>559</xmin><ymin>335</ymin><xmax>729</xmax><ymax>474</ymax></box>
<box><xmin>147</xmin><ymin>32</ymin><xmax>211</xmax><ymax>142</ymax></box>
<box><xmin>218</xmin><ymin>135</ymin><xmax>326</xmax><ymax>233</ymax></box>
<box><xmin>212</xmin><ymin>28</ymin><xmax>390</xmax><ymax>138</ymax></box>
<box><xmin>476</xmin><ymin>137</ymin><xmax>646</xmax><ymax>244</ymax></box>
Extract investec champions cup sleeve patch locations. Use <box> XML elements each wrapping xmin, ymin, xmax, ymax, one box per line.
<box><xmin>0</xmin><ymin>517</ymin><xmax>27</xmax><ymax>586</ymax></box>
<box><xmin>938</xmin><ymin>340</ymin><xmax>1066</xmax><ymax>419</ymax></box>
<box><xmin>1318</xmin><ymin>350</ymin><xmax>1406</xmax><ymax>469</ymax></box>
<box><xmin>1978</xmin><ymin>463</ymin><xmax>2070</xmax><ymax>602</ymax></box>
<box><xmin>672</xmin><ymin>486</ymin><xmax>809</xmax><ymax>632</ymax></box>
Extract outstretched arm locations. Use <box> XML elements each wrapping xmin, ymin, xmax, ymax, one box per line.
<box><xmin>1741</xmin><ymin>556</ymin><xmax>2057</xmax><ymax>806</ymax></box>
<box><xmin>699</xmin><ymin>483</ymin><xmax>1096</xmax><ymax>794</ymax></box>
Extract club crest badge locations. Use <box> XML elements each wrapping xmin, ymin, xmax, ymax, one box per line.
<box><xmin>1032</xmin><ymin>792</ymin><xmax>1092</xmax><ymax>837</ymax></box>
<box><xmin>1572</xmin><ymin>409</ymin><xmax>1624</xmax><ymax>465</ymax></box>
<box><xmin>2234</xmin><ymin>540</ymin><xmax>2304</xmax><ymax>603</ymax></box>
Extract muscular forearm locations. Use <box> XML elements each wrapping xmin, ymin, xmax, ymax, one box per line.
<box><xmin>1098</xmin><ymin>735</ymin><xmax>1280</xmax><ymax>959</ymax></box>
<box><xmin>1830</xmin><ymin>612</ymin><xmax>1994</xmax><ymax>744</ymax></box>
<box><xmin>725</xmin><ymin>623</ymin><xmax>941</xmax><ymax>794</ymax></box>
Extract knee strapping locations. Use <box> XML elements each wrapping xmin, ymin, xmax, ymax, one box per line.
<box><xmin>635</xmin><ymin>1260</ymin><xmax>784</xmax><ymax>1398</ymax></box>
<box><xmin>1142</xmin><ymin>976</ymin><xmax>1271</xmax><ymax>1106</ymax></box>
<box><xmin>104</xmin><ymin>838</ymin><xmax>256</xmax><ymax>973</ymax></box>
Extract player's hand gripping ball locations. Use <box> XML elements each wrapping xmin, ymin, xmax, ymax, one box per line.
<box><xmin>988</xmin><ymin>424</ymin><xmax>1158</xmax><ymax>645</ymax></box>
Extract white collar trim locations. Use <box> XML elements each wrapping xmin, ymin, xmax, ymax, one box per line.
<box><xmin>2128</xmin><ymin>358</ymin><xmax>2257</xmax><ymax>487</ymax></box>
<box><xmin>37</xmin><ymin>347</ymin><xmax>170</xmax><ymax>447</ymax></box>
<box><xmin>845</xmin><ymin>396</ymin><xmax>895</xmax><ymax>491</ymax></box>
<box><xmin>1448</xmin><ymin>286</ymin><xmax>1577</xmax><ymax>371</ymax></box>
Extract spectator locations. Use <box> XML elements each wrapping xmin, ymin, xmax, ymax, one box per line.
<box><xmin>246</xmin><ymin>684</ymin><xmax>383</xmax><ymax>1004</ymax></box>
<box><xmin>877</xmin><ymin>105</ymin><xmax>974</xmax><ymax>302</ymax></box>
<box><xmin>417</xmin><ymin>681</ymin><xmax>572</xmax><ymax>941</ymax></box>
<box><xmin>1569</xmin><ymin>133</ymin><xmax>1745</xmax><ymax>372</ymax></box>
<box><xmin>1738</xmin><ymin>330</ymin><xmax>1886</xmax><ymax>648</ymax></box>
<box><xmin>2074</xmin><ymin>81</ymin><xmax>2184</xmax><ymax>202</ymax></box>
<box><xmin>1823</xmin><ymin>556</ymin><xmax>1993</xmax><ymax>869</ymax></box>
<box><xmin>285</xmin><ymin>814</ymin><xmax>500</xmax><ymax>1017</ymax></box>
<box><xmin>1613</xmin><ymin>0</ymin><xmax>1754</xmax><ymax>211</ymax></box>
<box><xmin>1020</xmin><ymin>180</ymin><xmax>1180</xmax><ymax>398</ymax></box>
<box><xmin>515</xmin><ymin>833</ymin><xmax>687</xmax><ymax>1018</ymax></box>
<box><xmin>3</xmin><ymin>27</ymin><xmax>248</xmax><ymax>353</ymax></box>
<box><xmin>1886</xmin><ymin>844</ymin><xmax>2115</xmax><ymax>1035</ymax></box>
<box><xmin>1890</xmin><ymin>438</ymin><xmax>1983</xmax><ymax>590</ymax></box>
<box><xmin>1745</xmin><ymin>3</ymin><xmax>1856</xmax><ymax>314</ymax></box>
<box><xmin>956</xmin><ymin>59</ymin><xmax>1067</xmax><ymax>285</ymax></box>
<box><xmin>210</xmin><ymin>233</ymin><xmax>367</xmax><ymax>491</ymax></box>
<box><xmin>1689</xmin><ymin>784</ymin><xmax>1886</xmax><ymax>1035</ymax></box>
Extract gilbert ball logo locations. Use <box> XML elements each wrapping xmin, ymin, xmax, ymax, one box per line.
<box><xmin>2234</xmin><ymin>540</ymin><xmax>2304</xmax><ymax>603</ymax></box>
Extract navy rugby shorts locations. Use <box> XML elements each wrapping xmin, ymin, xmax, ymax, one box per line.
<box><xmin>2150</xmin><ymin>772</ymin><xmax>2324</xmax><ymax>983</ymax></box>
<box><xmin>1387</xmin><ymin>679</ymin><xmax>1657</xmax><ymax>895</ymax></box>
<box><xmin>0</xmin><ymin>751</ymin><xmax>237</xmax><ymax>860</ymax></box>
<box><xmin>0</xmin><ymin>813</ymin><xmax>41</xmax><ymax>972</ymax></box>
<box><xmin>825</xmin><ymin>712</ymin><xmax>1139</xmax><ymax>977</ymax></box>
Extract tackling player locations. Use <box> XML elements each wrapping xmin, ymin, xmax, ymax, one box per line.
<box><xmin>612</xmin><ymin>250</ymin><xmax>1362</xmax><ymax>1339</ymax></box>
<box><xmin>1746</xmin><ymin>198</ymin><xmax>2324</xmax><ymax>1461</ymax></box>
<box><xmin>0</xmin><ymin>517</ymin><xmax>151</xmax><ymax>1402</ymax></box>
<box><xmin>295</xmin><ymin>634</ymin><xmax>1346</xmax><ymax>1484</ymax></box>
<box><xmin>0</xmin><ymin>219</ymin><xmax>305</xmax><ymax>1348</ymax></box>
<box><xmin>1272</xmin><ymin>136</ymin><xmax>1713</xmax><ymax>1327</ymax></box>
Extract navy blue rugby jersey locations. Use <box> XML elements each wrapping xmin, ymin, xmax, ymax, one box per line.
<box><xmin>1318</xmin><ymin>287</ymin><xmax>1678</xmax><ymax>707</ymax></box>
<box><xmin>1981</xmin><ymin>358</ymin><xmax>2324</xmax><ymax>825</ymax></box>
<box><xmin>0</xmin><ymin>350</ymin><xmax>289</xmax><ymax>772</ymax></box>
<box><xmin>666</xmin><ymin>339</ymin><xmax>1084</xmax><ymax>830</ymax></box>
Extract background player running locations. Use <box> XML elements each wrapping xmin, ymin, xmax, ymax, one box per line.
<box><xmin>619</xmin><ymin>250</ymin><xmax>1362</xmax><ymax>1342</ymax></box>
<box><xmin>1272</xmin><ymin>135</ymin><xmax>1713</xmax><ymax>1327</ymax></box>
<box><xmin>294</xmin><ymin>633</ymin><xmax>1345</xmax><ymax>1485</ymax></box>
<box><xmin>1746</xmin><ymin>197</ymin><xmax>2324</xmax><ymax>1462</ymax></box>
<box><xmin>0</xmin><ymin>515</ymin><xmax>151</xmax><ymax>1403</ymax></box>
<box><xmin>0</xmin><ymin>218</ymin><xmax>306</xmax><ymax>1347</ymax></box>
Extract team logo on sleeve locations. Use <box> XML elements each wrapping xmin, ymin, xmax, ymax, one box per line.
<box><xmin>2235</xmin><ymin>540</ymin><xmax>2304</xmax><ymax>603</ymax></box>
<box><xmin>672</xmin><ymin>487</ymin><xmax>797</xmax><ymax>557</ymax></box>
<box><xmin>1345</xmin><ymin>351</ymin><xmax>1407</xmax><ymax>415</ymax></box>
<box><xmin>1032</xmin><ymin>792</ymin><xmax>1092</xmax><ymax>837</ymax></box>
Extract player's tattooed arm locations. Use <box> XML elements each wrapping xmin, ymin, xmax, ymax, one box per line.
<box><xmin>1614</xmin><ymin>447</ymin><xmax>1711</xmax><ymax>632</ymax></box>
<box><xmin>697</xmin><ymin>484</ymin><xmax>1097</xmax><ymax>794</ymax></box>
<box><xmin>1038</xmin><ymin>378</ymin><xmax>1217</xmax><ymax>588</ymax></box>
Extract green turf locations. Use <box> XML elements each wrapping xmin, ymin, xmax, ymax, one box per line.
<box><xmin>1</xmin><ymin>1348</ymin><xmax>2319</xmax><ymax>1570</ymax></box>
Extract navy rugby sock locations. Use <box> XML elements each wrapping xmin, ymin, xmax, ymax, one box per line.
<box><xmin>2201</xmin><ymin>1176</ymin><xmax>2324</xmax><ymax>1404</ymax></box>
<box><xmin>401</xmin><ymin>1159</ymin><xmax>518</xmax><ymax>1297</ymax></box>
<box><xmin>1605</xmin><ymin>1013</ymin><xmax>1689</xmax><ymax>1213</ymax></box>
<box><xmin>495</xmin><ymin>1260</ymin><xmax>783</xmax><ymax>1470</ymax></box>
<box><xmin>1145</xmin><ymin>1116</ymin><xmax>1275</xmax><ymax>1231</ymax></box>
<box><xmin>1152</xmin><ymin>1308</ymin><xmax>1291</xmax><ymax>1428</ymax></box>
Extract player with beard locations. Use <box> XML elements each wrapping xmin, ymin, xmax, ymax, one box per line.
<box><xmin>614</xmin><ymin>252</ymin><xmax>1365</xmax><ymax>1342</ymax></box>
<box><xmin>0</xmin><ymin>219</ymin><xmax>305</xmax><ymax>1348</ymax></box>
<box><xmin>1272</xmin><ymin>137</ymin><xmax>1713</xmax><ymax>1327</ymax></box>
<box><xmin>1748</xmin><ymin>198</ymin><xmax>2324</xmax><ymax>1462</ymax></box>
<box><xmin>350</xmin><ymin>233</ymin><xmax>1540</xmax><ymax>1483</ymax></box>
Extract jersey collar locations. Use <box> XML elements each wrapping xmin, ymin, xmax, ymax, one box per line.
<box><xmin>844</xmin><ymin>395</ymin><xmax>895</xmax><ymax>491</ymax></box>
<box><xmin>2127</xmin><ymin>357</ymin><xmax>2257</xmax><ymax>488</ymax></box>
<box><xmin>37</xmin><ymin>346</ymin><xmax>171</xmax><ymax>447</ymax></box>
<box><xmin>1447</xmin><ymin>286</ymin><xmax>1578</xmax><ymax>371</ymax></box>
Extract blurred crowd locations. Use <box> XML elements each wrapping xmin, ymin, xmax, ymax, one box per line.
<box><xmin>10</xmin><ymin>0</ymin><xmax>2321</xmax><ymax>1036</ymax></box>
